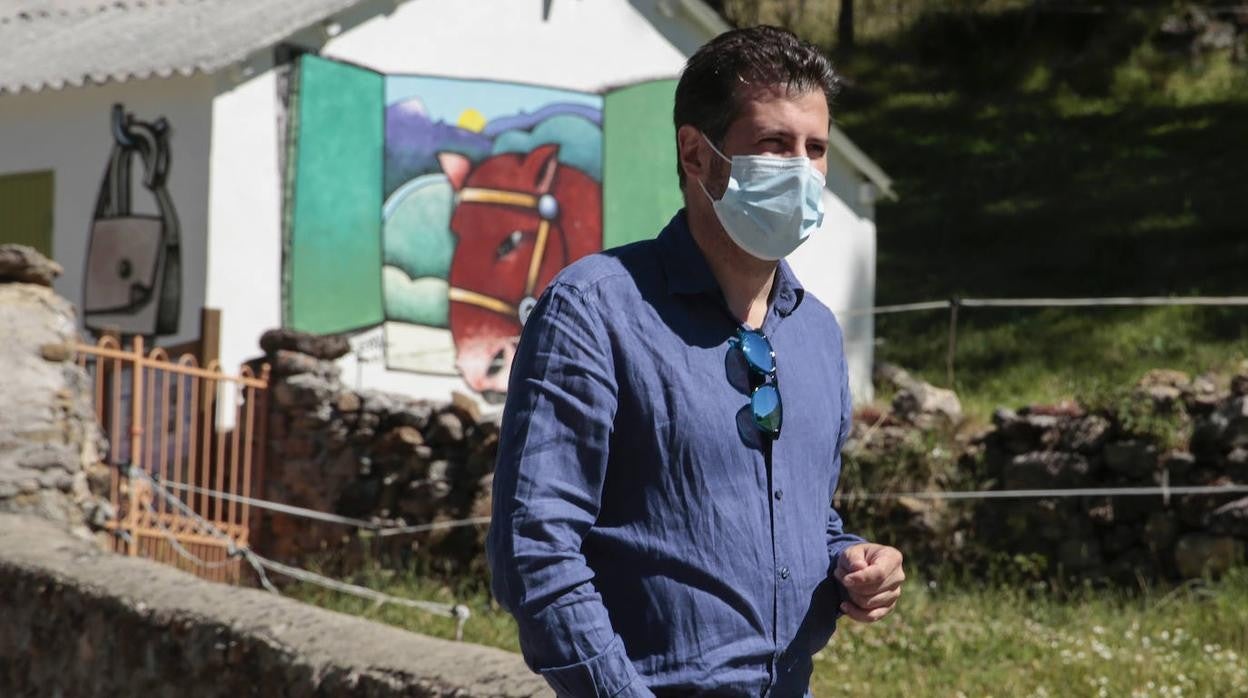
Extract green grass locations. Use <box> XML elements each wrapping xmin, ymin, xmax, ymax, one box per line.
<box><xmin>817</xmin><ymin>5</ymin><xmax>1248</xmax><ymax>419</ymax></box>
<box><xmin>290</xmin><ymin>566</ymin><xmax>1248</xmax><ymax>697</ymax></box>
<box><xmin>877</xmin><ymin>305</ymin><xmax>1248</xmax><ymax>419</ymax></box>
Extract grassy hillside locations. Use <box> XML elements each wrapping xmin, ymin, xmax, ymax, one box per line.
<box><xmin>817</xmin><ymin>4</ymin><xmax>1248</xmax><ymax>416</ymax></box>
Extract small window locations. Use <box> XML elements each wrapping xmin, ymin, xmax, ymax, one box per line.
<box><xmin>0</xmin><ymin>170</ymin><xmax>55</xmax><ymax>257</ymax></box>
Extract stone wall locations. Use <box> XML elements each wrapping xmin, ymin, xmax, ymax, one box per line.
<box><xmin>0</xmin><ymin>513</ymin><xmax>548</xmax><ymax>697</ymax></box>
<box><xmin>0</xmin><ymin>244</ymin><xmax>107</xmax><ymax>530</ymax></box>
<box><xmin>973</xmin><ymin>369</ymin><xmax>1248</xmax><ymax>582</ymax></box>
<box><xmin>251</xmin><ymin>330</ymin><xmax>498</xmax><ymax>572</ymax></box>
<box><xmin>845</xmin><ymin>365</ymin><xmax>1248</xmax><ymax>583</ymax></box>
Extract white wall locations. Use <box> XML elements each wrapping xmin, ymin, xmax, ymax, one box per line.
<box><xmin>320</xmin><ymin>0</ymin><xmax>692</xmax><ymax>92</ymax></box>
<box><xmin>0</xmin><ymin>75</ymin><xmax>215</xmax><ymax>349</ymax></box>
<box><xmin>204</xmin><ymin>67</ymin><xmax>284</xmax><ymax>375</ymax></box>
<box><xmin>198</xmin><ymin>0</ymin><xmax>879</xmax><ymax>408</ymax></box>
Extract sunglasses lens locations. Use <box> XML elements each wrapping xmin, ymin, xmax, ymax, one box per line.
<box><xmin>738</xmin><ymin>331</ymin><xmax>775</xmax><ymax>375</ymax></box>
<box><xmin>751</xmin><ymin>384</ymin><xmax>782</xmax><ymax>435</ymax></box>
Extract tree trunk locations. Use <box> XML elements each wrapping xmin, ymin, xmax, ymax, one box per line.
<box><xmin>838</xmin><ymin>0</ymin><xmax>855</xmax><ymax>50</ymax></box>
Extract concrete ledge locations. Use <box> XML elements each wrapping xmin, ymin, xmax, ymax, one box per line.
<box><xmin>0</xmin><ymin>514</ymin><xmax>549</xmax><ymax>697</ymax></box>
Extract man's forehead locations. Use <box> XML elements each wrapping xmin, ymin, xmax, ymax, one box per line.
<box><xmin>728</xmin><ymin>84</ymin><xmax>830</xmax><ymax>134</ymax></box>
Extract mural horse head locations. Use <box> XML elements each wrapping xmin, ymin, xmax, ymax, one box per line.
<box><xmin>439</xmin><ymin>143</ymin><xmax>601</xmax><ymax>402</ymax></box>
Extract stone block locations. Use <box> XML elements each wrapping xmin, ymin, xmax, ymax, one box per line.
<box><xmin>334</xmin><ymin>392</ymin><xmax>362</xmax><ymax>413</ymax></box>
<box><xmin>1209</xmin><ymin>496</ymin><xmax>1248</xmax><ymax>538</ymax></box>
<box><xmin>1104</xmin><ymin>440</ymin><xmax>1158</xmax><ymax>479</ymax></box>
<box><xmin>0</xmin><ymin>243</ymin><xmax>62</xmax><ymax>285</ymax></box>
<box><xmin>1003</xmin><ymin>451</ymin><xmax>1093</xmax><ymax>490</ymax></box>
<box><xmin>426</xmin><ymin>411</ymin><xmax>465</xmax><ymax>447</ymax></box>
<box><xmin>38</xmin><ymin>342</ymin><xmax>73</xmax><ymax>363</ymax></box>
<box><xmin>259</xmin><ymin>328</ymin><xmax>350</xmax><ymax>361</ymax></box>
<box><xmin>1174</xmin><ymin>534</ymin><xmax>1244</xmax><ymax>579</ymax></box>
<box><xmin>1060</xmin><ymin>415</ymin><xmax>1111</xmax><ymax>453</ymax></box>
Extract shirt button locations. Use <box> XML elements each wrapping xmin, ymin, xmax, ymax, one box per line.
<box><xmin>779</xmin><ymin>566</ymin><xmax>790</xmax><ymax>580</ymax></box>
<box><xmin>774</xmin><ymin>489</ymin><xmax>783</xmax><ymax>500</ymax></box>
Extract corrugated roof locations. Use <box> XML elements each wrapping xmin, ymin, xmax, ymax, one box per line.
<box><xmin>0</xmin><ymin>0</ymin><xmax>365</xmax><ymax>93</ymax></box>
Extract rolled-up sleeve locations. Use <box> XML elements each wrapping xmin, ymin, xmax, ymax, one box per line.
<box><xmin>486</xmin><ymin>283</ymin><xmax>653</xmax><ymax>698</ymax></box>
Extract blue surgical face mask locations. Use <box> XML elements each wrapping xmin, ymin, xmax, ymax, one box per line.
<box><xmin>697</xmin><ymin>135</ymin><xmax>826</xmax><ymax>261</ymax></box>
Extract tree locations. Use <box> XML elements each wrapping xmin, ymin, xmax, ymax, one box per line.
<box><xmin>838</xmin><ymin>0</ymin><xmax>855</xmax><ymax>50</ymax></box>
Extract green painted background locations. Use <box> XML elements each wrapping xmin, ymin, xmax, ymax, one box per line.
<box><xmin>285</xmin><ymin>55</ymin><xmax>384</xmax><ymax>333</ymax></box>
<box><xmin>602</xmin><ymin>79</ymin><xmax>683</xmax><ymax>249</ymax></box>
<box><xmin>0</xmin><ymin>170</ymin><xmax>54</xmax><ymax>257</ymax></box>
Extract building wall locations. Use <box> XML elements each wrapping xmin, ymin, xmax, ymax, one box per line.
<box><xmin>0</xmin><ymin>75</ymin><xmax>215</xmax><ymax>349</ymax></box>
<box><xmin>5</xmin><ymin>0</ymin><xmax>879</xmax><ymax>411</ymax></box>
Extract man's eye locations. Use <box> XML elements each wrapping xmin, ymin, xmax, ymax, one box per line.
<box><xmin>496</xmin><ymin>230</ymin><xmax>524</xmax><ymax>260</ymax></box>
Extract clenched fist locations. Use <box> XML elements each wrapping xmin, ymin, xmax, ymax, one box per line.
<box><xmin>833</xmin><ymin>543</ymin><xmax>905</xmax><ymax>623</ymax></box>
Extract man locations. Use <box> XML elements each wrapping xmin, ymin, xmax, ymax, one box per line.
<box><xmin>487</xmin><ymin>26</ymin><xmax>905</xmax><ymax>697</ymax></box>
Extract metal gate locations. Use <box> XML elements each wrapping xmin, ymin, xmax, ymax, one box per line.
<box><xmin>75</xmin><ymin>336</ymin><xmax>269</xmax><ymax>583</ymax></box>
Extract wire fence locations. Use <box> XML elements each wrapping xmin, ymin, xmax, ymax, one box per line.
<box><xmin>97</xmin><ymin>293</ymin><xmax>1248</xmax><ymax>639</ymax></box>
<box><xmin>835</xmin><ymin>294</ymin><xmax>1248</xmax><ymax>386</ymax></box>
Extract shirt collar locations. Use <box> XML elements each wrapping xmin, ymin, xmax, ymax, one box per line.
<box><xmin>657</xmin><ymin>209</ymin><xmax>805</xmax><ymax>317</ymax></box>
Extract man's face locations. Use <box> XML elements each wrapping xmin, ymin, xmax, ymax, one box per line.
<box><xmin>703</xmin><ymin>85</ymin><xmax>830</xmax><ymax>198</ymax></box>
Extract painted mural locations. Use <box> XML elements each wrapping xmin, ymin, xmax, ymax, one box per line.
<box><xmin>84</xmin><ymin>104</ymin><xmax>182</xmax><ymax>338</ymax></box>
<box><xmin>382</xmin><ymin>77</ymin><xmax>603</xmax><ymax>400</ymax></box>
<box><xmin>285</xmin><ymin>55</ymin><xmax>682</xmax><ymax>401</ymax></box>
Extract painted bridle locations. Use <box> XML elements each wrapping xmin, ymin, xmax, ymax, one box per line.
<box><xmin>446</xmin><ymin>182</ymin><xmax>561</xmax><ymax>327</ymax></box>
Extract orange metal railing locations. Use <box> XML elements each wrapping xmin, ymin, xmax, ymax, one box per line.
<box><xmin>75</xmin><ymin>336</ymin><xmax>269</xmax><ymax>584</ymax></box>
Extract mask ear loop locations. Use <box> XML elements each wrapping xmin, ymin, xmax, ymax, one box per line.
<box><xmin>697</xmin><ymin>133</ymin><xmax>732</xmax><ymax>204</ymax></box>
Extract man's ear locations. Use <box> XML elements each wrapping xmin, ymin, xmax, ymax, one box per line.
<box><xmin>676</xmin><ymin>124</ymin><xmax>708</xmax><ymax>185</ymax></box>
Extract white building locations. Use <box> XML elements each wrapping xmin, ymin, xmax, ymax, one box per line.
<box><xmin>0</xmin><ymin>0</ymin><xmax>892</xmax><ymax>406</ymax></box>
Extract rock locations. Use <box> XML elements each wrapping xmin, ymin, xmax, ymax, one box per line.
<box><xmin>1175</xmin><ymin>476</ymin><xmax>1240</xmax><ymax>528</ymax></box>
<box><xmin>1143</xmin><ymin>511</ymin><xmax>1178</xmax><ymax>552</ymax></box>
<box><xmin>892</xmin><ymin>382</ymin><xmax>962</xmax><ymax>428</ymax></box>
<box><xmin>1104</xmin><ymin>440</ymin><xmax>1158</xmax><ymax>479</ymax></box>
<box><xmin>335</xmin><ymin>392</ymin><xmax>362</xmax><ymax>413</ymax></box>
<box><xmin>873</xmin><ymin>362</ymin><xmax>919</xmax><ymax>392</ymax></box>
<box><xmin>0</xmin><ymin>244</ymin><xmax>62</xmax><ymax>286</ymax></box>
<box><xmin>426</xmin><ymin>411</ymin><xmax>465</xmax><ymax>446</ymax></box>
<box><xmin>1185</xmin><ymin>372</ymin><xmax>1221</xmax><ymax>399</ymax></box>
<box><xmin>1061</xmin><ymin>415</ymin><xmax>1111</xmax><ymax>453</ymax></box>
<box><xmin>1209</xmin><ymin>496</ymin><xmax>1248</xmax><ymax>538</ymax></box>
<box><xmin>1086</xmin><ymin>494</ymin><xmax>1160</xmax><ymax>526</ymax></box>
<box><xmin>1003</xmin><ymin>451</ymin><xmax>1093</xmax><ymax>490</ymax></box>
<box><xmin>1160</xmin><ymin>450</ymin><xmax>1196</xmax><ymax>480</ymax></box>
<box><xmin>1138</xmin><ymin>369</ymin><xmax>1190</xmax><ymax>392</ymax></box>
<box><xmin>1227</xmin><ymin>448</ymin><xmax>1248</xmax><ymax>482</ymax></box>
<box><xmin>1231</xmin><ymin>373</ymin><xmax>1248</xmax><ymax>398</ymax></box>
<box><xmin>1222</xmin><ymin>396</ymin><xmax>1248</xmax><ymax>450</ymax></box>
<box><xmin>994</xmin><ymin>410</ymin><xmax>1061</xmax><ymax>454</ymax></box>
<box><xmin>1173</xmin><ymin>535</ymin><xmax>1243</xmax><ymax>579</ymax></box>
<box><xmin>272</xmin><ymin>374</ymin><xmax>334</xmax><ymax>410</ymax></box>
<box><xmin>376</xmin><ymin>426</ymin><xmax>425</xmax><ymax>455</ymax></box>
<box><xmin>1131</xmin><ymin>370</ymin><xmax>1190</xmax><ymax>412</ymax></box>
<box><xmin>1190</xmin><ymin>410</ymin><xmax>1229</xmax><ymax>462</ymax></box>
<box><xmin>449</xmin><ymin>391</ymin><xmax>482</xmax><ymax>426</ymax></box>
<box><xmin>259</xmin><ymin>328</ymin><xmax>350</xmax><ymax>361</ymax></box>
<box><xmin>39</xmin><ymin>342</ymin><xmax>74</xmax><ymax>362</ymax></box>
<box><xmin>269</xmin><ymin>350</ymin><xmax>329</xmax><ymax>378</ymax></box>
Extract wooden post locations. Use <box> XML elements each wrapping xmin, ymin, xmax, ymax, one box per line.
<box><xmin>200</xmin><ymin>307</ymin><xmax>222</xmax><ymax>369</ymax></box>
<box><xmin>127</xmin><ymin>334</ymin><xmax>145</xmax><ymax>556</ymax></box>
<box><xmin>946</xmin><ymin>297</ymin><xmax>960</xmax><ymax>389</ymax></box>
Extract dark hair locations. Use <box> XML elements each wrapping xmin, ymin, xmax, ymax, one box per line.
<box><xmin>673</xmin><ymin>25</ymin><xmax>840</xmax><ymax>185</ymax></box>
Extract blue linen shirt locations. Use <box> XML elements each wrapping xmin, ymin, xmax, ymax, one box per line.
<box><xmin>487</xmin><ymin>210</ymin><xmax>863</xmax><ymax>697</ymax></box>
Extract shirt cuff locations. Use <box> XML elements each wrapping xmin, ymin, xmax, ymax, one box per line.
<box><xmin>539</xmin><ymin>634</ymin><xmax>652</xmax><ymax>697</ymax></box>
